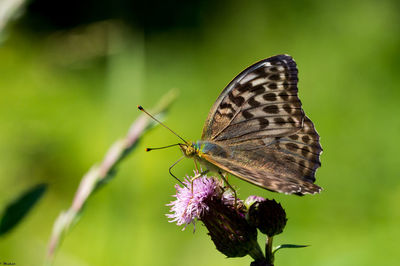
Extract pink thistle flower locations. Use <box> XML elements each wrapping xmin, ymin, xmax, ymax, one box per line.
<box><xmin>167</xmin><ymin>175</ymin><xmax>231</xmax><ymax>230</ymax></box>
<box><xmin>167</xmin><ymin>173</ymin><xmax>264</xmax><ymax>259</ymax></box>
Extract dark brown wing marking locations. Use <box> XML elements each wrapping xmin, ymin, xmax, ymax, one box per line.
<box><xmin>199</xmin><ymin>54</ymin><xmax>322</xmax><ymax>195</ymax></box>
<box><xmin>201</xmin><ymin>55</ymin><xmax>304</xmax><ymax>142</ymax></box>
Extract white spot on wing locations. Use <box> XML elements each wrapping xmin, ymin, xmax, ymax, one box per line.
<box><xmin>251</xmin><ymin>77</ymin><xmax>269</xmax><ymax>86</ymax></box>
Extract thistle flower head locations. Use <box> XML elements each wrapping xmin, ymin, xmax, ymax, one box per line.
<box><xmin>167</xmin><ymin>175</ymin><xmax>233</xmax><ymax>229</ymax></box>
<box><xmin>167</xmin><ymin>173</ymin><xmax>263</xmax><ymax>259</ymax></box>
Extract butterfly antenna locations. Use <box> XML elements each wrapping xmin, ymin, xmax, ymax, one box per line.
<box><xmin>146</xmin><ymin>143</ymin><xmax>181</xmax><ymax>152</ymax></box>
<box><xmin>138</xmin><ymin>105</ymin><xmax>188</xmax><ymax>144</ymax></box>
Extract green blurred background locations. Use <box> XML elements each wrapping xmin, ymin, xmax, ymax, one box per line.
<box><xmin>1</xmin><ymin>0</ymin><xmax>400</xmax><ymax>265</ymax></box>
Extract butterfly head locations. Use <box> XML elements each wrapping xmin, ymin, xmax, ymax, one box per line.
<box><xmin>179</xmin><ymin>142</ymin><xmax>199</xmax><ymax>158</ymax></box>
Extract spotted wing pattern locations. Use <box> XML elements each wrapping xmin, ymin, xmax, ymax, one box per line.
<box><xmin>200</xmin><ymin>54</ymin><xmax>322</xmax><ymax>194</ymax></box>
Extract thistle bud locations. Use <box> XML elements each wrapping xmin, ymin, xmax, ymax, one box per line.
<box><xmin>246</xmin><ymin>197</ymin><xmax>287</xmax><ymax>237</ymax></box>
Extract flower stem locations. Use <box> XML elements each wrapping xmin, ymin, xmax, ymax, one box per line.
<box><xmin>265</xmin><ymin>236</ymin><xmax>274</xmax><ymax>266</ymax></box>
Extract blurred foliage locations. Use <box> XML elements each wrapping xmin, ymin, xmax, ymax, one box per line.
<box><xmin>0</xmin><ymin>0</ymin><xmax>400</xmax><ymax>265</ymax></box>
<box><xmin>0</xmin><ymin>183</ymin><xmax>46</xmax><ymax>236</ymax></box>
<box><xmin>45</xmin><ymin>90</ymin><xmax>176</xmax><ymax>265</ymax></box>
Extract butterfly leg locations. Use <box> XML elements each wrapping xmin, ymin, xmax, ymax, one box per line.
<box><xmin>193</xmin><ymin>158</ymin><xmax>200</xmax><ymax>173</ymax></box>
<box><xmin>190</xmin><ymin>169</ymin><xmax>209</xmax><ymax>192</ymax></box>
<box><xmin>168</xmin><ymin>156</ymin><xmax>186</xmax><ymax>187</ymax></box>
<box><xmin>218</xmin><ymin>171</ymin><xmax>238</xmax><ymax>208</ymax></box>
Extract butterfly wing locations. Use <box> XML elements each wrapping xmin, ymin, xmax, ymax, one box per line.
<box><xmin>200</xmin><ymin>54</ymin><xmax>322</xmax><ymax>194</ymax></box>
<box><xmin>202</xmin><ymin>54</ymin><xmax>304</xmax><ymax>142</ymax></box>
<box><xmin>200</xmin><ymin>117</ymin><xmax>321</xmax><ymax>194</ymax></box>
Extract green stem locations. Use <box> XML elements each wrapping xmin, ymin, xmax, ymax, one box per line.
<box><xmin>265</xmin><ymin>236</ymin><xmax>274</xmax><ymax>265</ymax></box>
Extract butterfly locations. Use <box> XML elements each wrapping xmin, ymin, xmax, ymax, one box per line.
<box><xmin>142</xmin><ymin>54</ymin><xmax>322</xmax><ymax>195</ymax></box>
